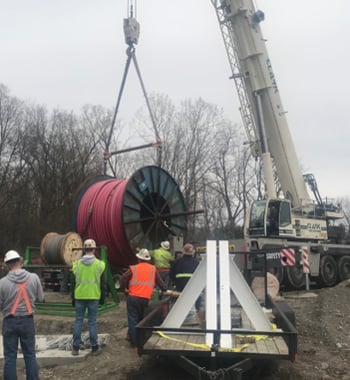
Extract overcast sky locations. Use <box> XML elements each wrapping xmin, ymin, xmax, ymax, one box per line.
<box><xmin>1</xmin><ymin>0</ymin><xmax>349</xmax><ymax>200</ymax></box>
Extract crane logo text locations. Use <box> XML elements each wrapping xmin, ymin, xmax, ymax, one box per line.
<box><xmin>307</xmin><ymin>223</ymin><xmax>321</xmax><ymax>231</ymax></box>
<box><xmin>266</xmin><ymin>59</ymin><xmax>278</xmax><ymax>93</ymax></box>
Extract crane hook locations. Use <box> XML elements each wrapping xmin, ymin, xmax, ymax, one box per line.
<box><xmin>123</xmin><ymin>17</ymin><xmax>140</xmax><ymax>46</ymax></box>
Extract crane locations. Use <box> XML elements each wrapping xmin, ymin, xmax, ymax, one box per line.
<box><xmin>211</xmin><ymin>0</ymin><xmax>349</xmax><ymax>288</ymax></box>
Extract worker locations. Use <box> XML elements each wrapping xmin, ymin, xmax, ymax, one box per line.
<box><xmin>0</xmin><ymin>250</ymin><xmax>44</xmax><ymax>380</ymax></box>
<box><xmin>169</xmin><ymin>243</ymin><xmax>199</xmax><ymax>290</ymax></box>
<box><xmin>120</xmin><ymin>248</ymin><xmax>167</xmax><ymax>348</ymax></box>
<box><xmin>150</xmin><ymin>240</ymin><xmax>173</xmax><ymax>287</ymax></box>
<box><xmin>71</xmin><ymin>239</ymin><xmax>106</xmax><ymax>356</ymax></box>
<box><xmin>169</xmin><ymin>243</ymin><xmax>202</xmax><ymax>313</ymax></box>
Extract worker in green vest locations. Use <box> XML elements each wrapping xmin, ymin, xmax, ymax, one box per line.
<box><xmin>71</xmin><ymin>239</ymin><xmax>106</xmax><ymax>356</ymax></box>
<box><xmin>150</xmin><ymin>241</ymin><xmax>174</xmax><ymax>287</ymax></box>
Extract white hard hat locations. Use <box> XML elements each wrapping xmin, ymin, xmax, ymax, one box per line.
<box><xmin>161</xmin><ymin>241</ymin><xmax>170</xmax><ymax>250</ymax></box>
<box><xmin>4</xmin><ymin>250</ymin><xmax>21</xmax><ymax>263</ymax></box>
<box><xmin>84</xmin><ymin>239</ymin><xmax>96</xmax><ymax>249</ymax></box>
<box><xmin>136</xmin><ymin>248</ymin><xmax>151</xmax><ymax>261</ymax></box>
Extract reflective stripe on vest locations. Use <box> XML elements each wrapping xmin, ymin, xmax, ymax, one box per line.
<box><xmin>175</xmin><ymin>273</ymin><xmax>193</xmax><ymax>279</ymax></box>
<box><xmin>129</xmin><ymin>263</ymin><xmax>155</xmax><ymax>299</ymax></box>
<box><xmin>10</xmin><ymin>280</ymin><xmax>33</xmax><ymax>315</ymax></box>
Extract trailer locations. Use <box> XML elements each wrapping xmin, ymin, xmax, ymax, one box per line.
<box><xmin>136</xmin><ymin>241</ymin><xmax>297</xmax><ymax>378</ymax></box>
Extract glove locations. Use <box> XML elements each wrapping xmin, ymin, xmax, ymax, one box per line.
<box><xmin>99</xmin><ymin>297</ymin><xmax>105</xmax><ymax>305</ymax></box>
<box><xmin>72</xmin><ymin>299</ymin><xmax>75</xmax><ymax>307</ymax></box>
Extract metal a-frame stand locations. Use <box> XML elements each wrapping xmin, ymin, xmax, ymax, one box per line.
<box><xmin>161</xmin><ymin>240</ymin><xmax>272</xmax><ymax>348</ymax></box>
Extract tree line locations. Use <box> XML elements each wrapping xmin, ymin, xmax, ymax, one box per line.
<box><xmin>0</xmin><ymin>84</ymin><xmax>348</xmax><ymax>255</ymax></box>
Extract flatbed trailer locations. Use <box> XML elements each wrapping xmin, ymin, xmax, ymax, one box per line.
<box><xmin>137</xmin><ymin>296</ymin><xmax>297</xmax><ymax>378</ymax></box>
<box><xmin>136</xmin><ymin>241</ymin><xmax>297</xmax><ymax>379</ymax></box>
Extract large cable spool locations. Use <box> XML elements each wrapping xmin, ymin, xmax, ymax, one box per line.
<box><xmin>73</xmin><ymin>166</ymin><xmax>187</xmax><ymax>271</ymax></box>
<box><xmin>40</xmin><ymin>232</ymin><xmax>83</xmax><ymax>265</ymax></box>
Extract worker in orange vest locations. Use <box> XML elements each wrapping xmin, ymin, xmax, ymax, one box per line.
<box><xmin>0</xmin><ymin>250</ymin><xmax>44</xmax><ymax>380</ymax></box>
<box><xmin>121</xmin><ymin>248</ymin><xmax>167</xmax><ymax>348</ymax></box>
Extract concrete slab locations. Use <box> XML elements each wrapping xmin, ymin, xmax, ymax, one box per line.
<box><xmin>0</xmin><ymin>334</ymin><xmax>110</xmax><ymax>367</ymax></box>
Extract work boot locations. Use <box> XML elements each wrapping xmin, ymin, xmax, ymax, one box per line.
<box><xmin>72</xmin><ymin>346</ymin><xmax>79</xmax><ymax>356</ymax></box>
<box><xmin>91</xmin><ymin>345</ymin><xmax>101</xmax><ymax>356</ymax></box>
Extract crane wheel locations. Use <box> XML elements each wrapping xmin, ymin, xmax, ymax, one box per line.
<box><xmin>317</xmin><ymin>255</ymin><xmax>338</xmax><ymax>287</ymax></box>
<box><xmin>337</xmin><ymin>256</ymin><xmax>350</xmax><ymax>282</ymax></box>
<box><xmin>284</xmin><ymin>266</ymin><xmax>305</xmax><ymax>290</ymax></box>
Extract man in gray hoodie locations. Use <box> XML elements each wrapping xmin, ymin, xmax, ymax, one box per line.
<box><xmin>0</xmin><ymin>250</ymin><xmax>44</xmax><ymax>380</ymax></box>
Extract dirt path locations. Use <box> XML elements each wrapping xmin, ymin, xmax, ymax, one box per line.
<box><xmin>5</xmin><ymin>281</ymin><xmax>350</xmax><ymax>380</ymax></box>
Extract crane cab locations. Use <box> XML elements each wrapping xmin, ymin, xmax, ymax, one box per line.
<box><xmin>247</xmin><ymin>199</ymin><xmax>293</xmax><ymax>239</ymax></box>
<box><xmin>246</xmin><ymin>198</ymin><xmax>329</xmax><ymax>242</ymax></box>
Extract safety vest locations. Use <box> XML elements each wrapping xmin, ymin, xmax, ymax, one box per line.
<box><xmin>128</xmin><ymin>263</ymin><xmax>156</xmax><ymax>300</ymax></box>
<box><xmin>10</xmin><ymin>280</ymin><xmax>33</xmax><ymax>315</ymax></box>
<box><xmin>151</xmin><ymin>248</ymin><xmax>172</xmax><ymax>269</ymax></box>
<box><xmin>73</xmin><ymin>259</ymin><xmax>105</xmax><ymax>300</ymax></box>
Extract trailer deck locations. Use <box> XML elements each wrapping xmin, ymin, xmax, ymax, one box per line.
<box><xmin>136</xmin><ymin>241</ymin><xmax>297</xmax><ymax>379</ymax></box>
<box><xmin>138</xmin><ymin>302</ymin><xmax>296</xmax><ymax>361</ymax></box>
<box><xmin>143</xmin><ymin>329</ymin><xmax>289</xmax><ymax>357</ymax></box>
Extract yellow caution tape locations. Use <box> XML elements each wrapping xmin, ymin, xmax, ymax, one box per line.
<box><xmin>156</xmin><ymin>331</ymin><xmax>210</xmax><ymax>350</ymax></box>
<box><xmin>156</xmin><ymin>326</ymin><xmax>276</xmax><ymax>353</ymax></box>
<box><xmin>236</xmin><ymin>323</ymin><xmax>277</xmax><ymax>342</ymax></box>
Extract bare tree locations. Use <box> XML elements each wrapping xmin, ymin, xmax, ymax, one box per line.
<box><xmin>0</xmin><ymin>85</ymin><xmax>30</xmax><ymax>251</ymax></box>
<box><xmin>208</xmin><ymin>121</ymin><xmax>257</xmax><ymax>237</ymax></box>
<box><xmin>0</xmin><ymin>85</ymin><xmax>26</xmax><ymax>206</ymax></box>
<box><xmin>131</xmin><ymin>94</ymin><xmax>261</xmax><ymax>240</ymax></box>
<box><xmin>20</xmin><ymin>105</ymin><xmax>107</xmax><ymax>238</ymax></box>
<box><xmin>0</xmin><ymin>83</ymin><xmax>268</xmax><ymax>252</ymax></box>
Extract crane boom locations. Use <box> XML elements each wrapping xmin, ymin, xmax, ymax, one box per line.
<box><xmin>211</xmin><ymin>0</ymin><xmax>310</xmax><ymax>208</ymax></box>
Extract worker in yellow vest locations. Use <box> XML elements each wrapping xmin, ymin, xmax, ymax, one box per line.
<box><xmin>71</xmin><ymin>239</ymin><xmax>106</xmax><ymax>356</ymax></box>
<box><xmin>150</xmin><ymin>240</ymin><xmax>174</xmax><ymax>287</ymax></box>
<box><xmin>121</xmin><ymin>248</ymin><xmax>167</xmax><ymax>348</ymax></box>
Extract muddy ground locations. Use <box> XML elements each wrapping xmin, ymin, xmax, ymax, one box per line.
<box><xmin>4</xmin><ymin>280</ymin><xmax>350</xmax><ymax>380</ymax></box>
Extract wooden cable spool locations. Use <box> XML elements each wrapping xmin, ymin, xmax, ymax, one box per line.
<box><xmin>40</xmin><ymin>232</ymin><xmax>83</xmax><ymax>266</ymax></box>
<box><xmin>251</xmin><ymin>272</ymin><xmax>280</xmax><ymax>302</ymax></box>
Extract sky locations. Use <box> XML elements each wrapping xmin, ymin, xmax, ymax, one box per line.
<box><xmin>1</xmin><ymin>0</ymin><xmax>349</xmax><ymax>200</ymax></box>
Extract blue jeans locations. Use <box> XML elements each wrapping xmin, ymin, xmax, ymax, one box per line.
<box><xmin>2</xmin><ymin>315</ymin><xmax>39</xmax><ymax>380</ymax></box>
<box><xmin>73</xmin><ymin>300</ymin><xmax>99</xmax><ymax>349</ymax></box>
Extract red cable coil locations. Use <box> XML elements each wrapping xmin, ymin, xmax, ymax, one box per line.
<box><xmin>76</xmin><ymin>178</ymin><xmax>136</xmax><ymax>269</ymax></box>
